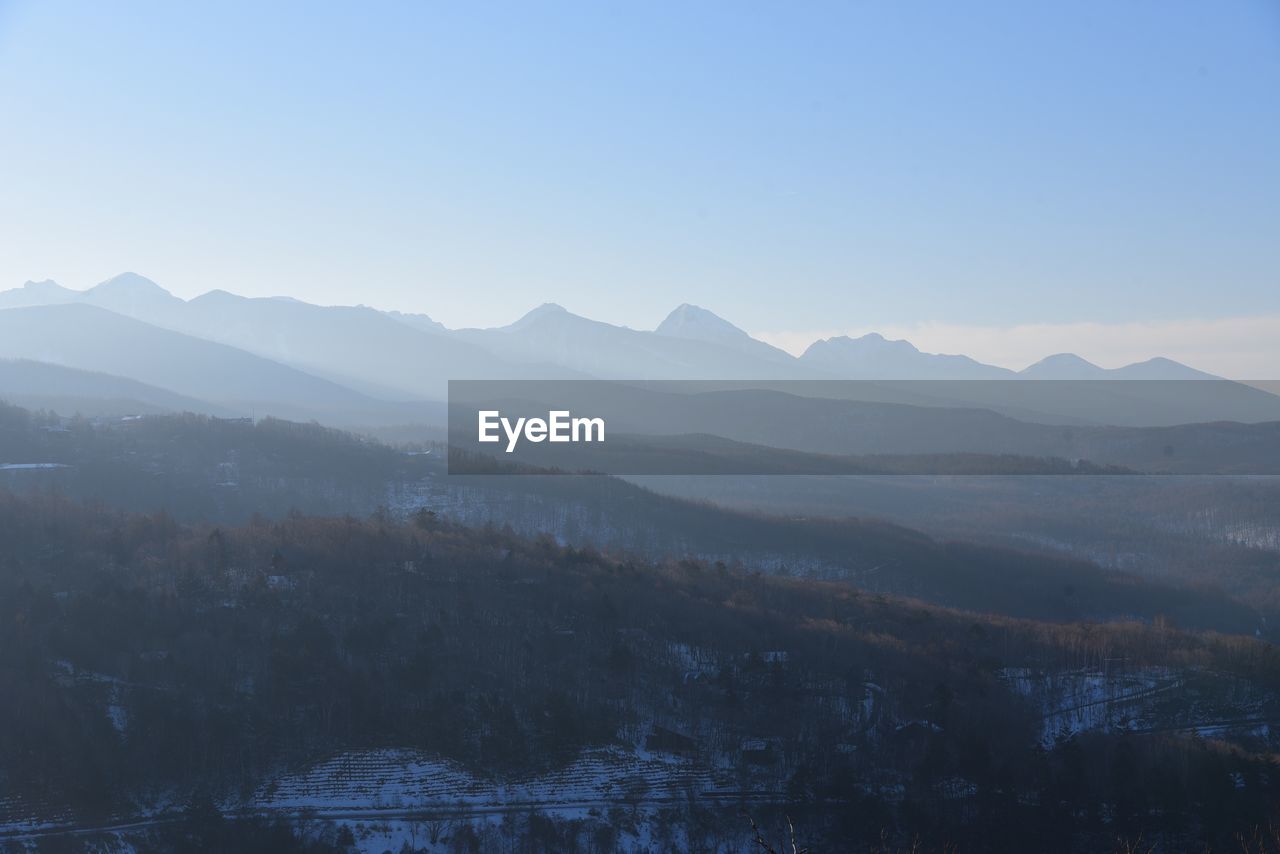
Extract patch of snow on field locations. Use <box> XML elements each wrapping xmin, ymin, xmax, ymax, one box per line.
<box><xmin>251</xmin><ymin>746</ymin><xmax>738</xmax><ymax>814</ymax></box>
<box><xmin>1002</xmin><ymin>666</ymin><xmax>1179</xmax><ymax>745</ymax></box>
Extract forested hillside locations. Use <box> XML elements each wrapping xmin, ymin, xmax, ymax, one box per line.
<box><xmin>1</xmin><ymin>492</ymin><xmax>1278</xmax><ymax>851</ymax></box>
<box><xmin>0</xmin><ymin>402</ymin><xmax>1262</xmax><ymax>634</ymax></box>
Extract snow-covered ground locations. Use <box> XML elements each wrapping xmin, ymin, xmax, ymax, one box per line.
<box><xmin>242</xmin><ymin>745</ymin><xmax>771</xmax><ymax>853</ymax></box>
<box><xmin>248</xmin><ymin>745</ymin><xmax>741</xmax><ymax>814</ymax></box>
<box><xmin>1</xmin><ymin>745</ymin><xmax>777</xmax><ymax>852</ymax></box>
<box><xmin>1001</xmin><ymin>665</ymin><xmax>1275</xmax><ymax>747</ymax></box>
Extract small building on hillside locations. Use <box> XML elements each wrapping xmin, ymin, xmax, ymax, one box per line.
<box><xmin>646</xmin><ymin>725</ymin><xmax>697</xmax><ymax>758</ymax></box>
<box><xmin>739</xmin><ymin>737</ymin><xmax>780</xmax><ymax>765</ymax></box>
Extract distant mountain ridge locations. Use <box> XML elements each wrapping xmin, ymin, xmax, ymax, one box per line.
<box><xmin>0</xmin><ymin>303</ymin><xmax>387</xmax><ymax>420</ymax></box>
<box><xmin>0</xmin><ymin>273</ymin><xmax>1222</xmax><ymax>383</ymax></box>
<box><xmin>4</xmin><ymin>274</ymin><xmax>578</xmax><ymax>400</ymax></box>
<box><xmin>1020</xmin><ymin>352</ymin><xmax>1218</xmax><ymax>380</ymax></box>
<box><xmin>0</xmin><ymin>358</ymin><xmax>229</xmax><ymax>417</ymax></box>
<box><xmin>455</xmin><ymin>302</ymin><xmax>809</xmax><ymax>380</ymax></box>
<box><xmin>0</xmin><ymin>279</ymin><xmax>79</xmax><ymax>308</ymax></box>
<box><xmin>655</xmin><ymin>303</ymin><xmax>797</xmax><ymax>364</ymax></box>
<box><xmin>801</xmin><ymin>333</ymin><xmax>1017</xmax><ymax>380</ymax></box>
<box><xmin>3</xmin><ymin>273</ymin><xmax>1277</xmax><ymax>429</ymax></box>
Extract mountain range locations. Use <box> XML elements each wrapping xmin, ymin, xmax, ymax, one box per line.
<box><xmin>0</xmin><ymin>273</ymin><xmax>1275</xmax><ymax>427</ymax></box>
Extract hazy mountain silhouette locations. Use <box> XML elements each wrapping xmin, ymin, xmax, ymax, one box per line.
<box><xmin>0</xmin><ymin>304</ymin><xmax>411</xmax><ymax>423</ymax></box>
<box><xmin>81</xmin><ymin>271</ymin><xmax>186</xmax><ymax>323</ymax></box>
<box><xmin>654</xmin><ymin>303</ymin><xmax>796</xmax><ymax>363</ymax></box>
<box><xmin>0</xmin><ymin>274</ymin><xmax>1229</xmax><ymax>388</ymax></box>
<box><xmin>801</xmin><ymin>333</ymin><xmax>1016</xmax><ymax>379</ymax></box>
<box><xmin>174</xmin><ymin>289</ymin><xmax>564</xmax><ymax>398</ymax></box>
<box><xmin>0</xmin><ymin>358</ymin><xmax>229</xmax><ymax>417</ymax></box>
<box><xmin>456</xmin><ymin>303</ymin><xmax>815</xmax><ymax>380</ymax></box>
<box><xmin>2</xmin><ymin>274</ymin><xmax>1273</xmax><ymax>428</ymax></box>
<box><xmin>384</xmin><ymin>310</ymin><xmax>448</xmax><ymax>335</ymax></box>
<box><xmin>1021</xmin><ymin>353</ymin><xmax>1216</xmax><ymax>380</ymax></box>
<box><xmin>0</xmin><ymin>279</ymin><xmax>79</xmax><ymax>309</ymax></box>
<box><xmin>6</xmin><ymin>274</ymin><xmax>570</xmax><ymax>399</ymax></box>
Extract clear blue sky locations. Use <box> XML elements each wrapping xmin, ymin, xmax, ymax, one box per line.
<box><xmin>1</xmin><ymin>0</ymin><xmax>1277</xmax><ymax>338</ymax></box>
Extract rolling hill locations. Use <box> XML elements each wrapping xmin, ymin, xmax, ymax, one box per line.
<box><xmin>0</xmin><ymin>304</ymin><xmax>418</xmax><ymax>424</ymax></box>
